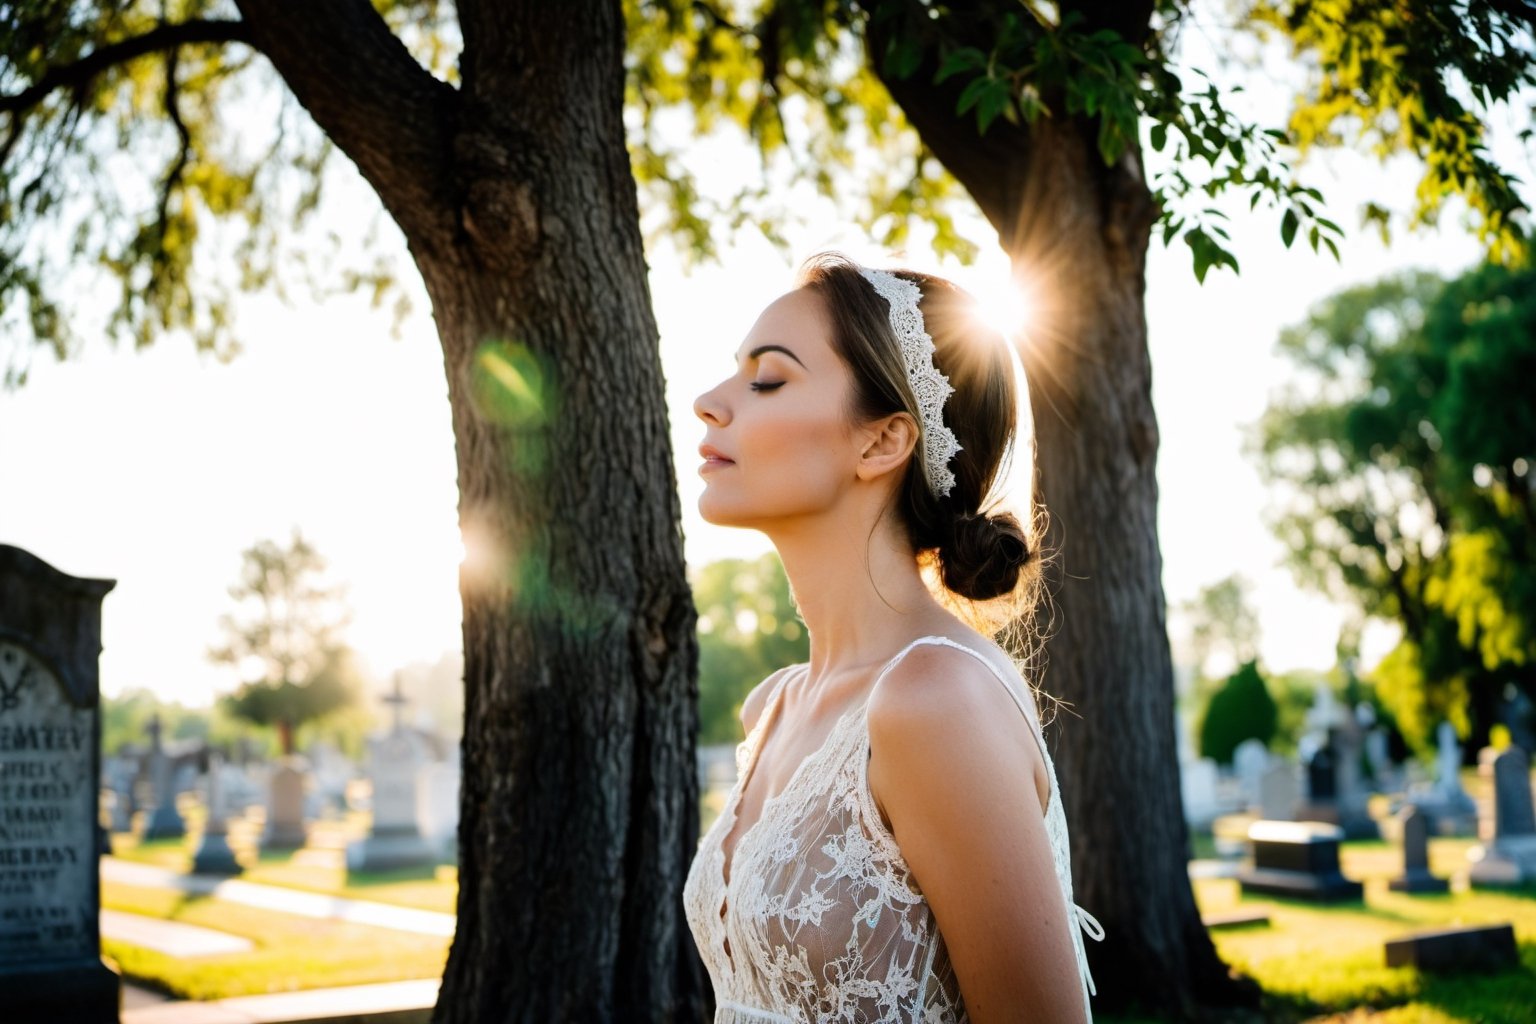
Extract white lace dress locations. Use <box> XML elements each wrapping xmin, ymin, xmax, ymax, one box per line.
<box><xmin>683</xmin><ymin>635</ymin><xmax>1103</xmax><ymax>1023</ymax></box>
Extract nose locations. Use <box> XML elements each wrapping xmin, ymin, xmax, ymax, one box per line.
<box><xmin>693</xmin><ymin>378</ymin><xmax>730</xmax><ymax>426</ymax></box>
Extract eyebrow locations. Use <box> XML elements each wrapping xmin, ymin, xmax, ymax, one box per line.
<box><xmin>736</xmin><ymin>343</ymin><xmax>807</xmax><ymax>368</ymax></box>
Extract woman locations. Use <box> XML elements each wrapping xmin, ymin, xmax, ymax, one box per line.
<box><xmin>682</xmin><ymin>253</ymin><xmax>1103</xmax><ymax>1023</ymax></box>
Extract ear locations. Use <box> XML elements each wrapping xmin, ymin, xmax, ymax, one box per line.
<box><xmin>855</xmin><ymin>412</ymin><xmax>920</xmax><ymax>484</ymax></box>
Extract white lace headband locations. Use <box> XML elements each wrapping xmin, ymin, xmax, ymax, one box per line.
<box><xmin>858</xmin><ymin>267</ymin><xmax>962</xmax><ymax>498</ymax></box>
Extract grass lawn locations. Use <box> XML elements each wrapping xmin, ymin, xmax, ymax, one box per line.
<box><xmin>1103</xmin><ymin>835</ymin><xmax>1535</xmax><ymax>1023</ymax></box>
<box><xmin>102</xmin><ymin>881</ymin><xmax>449</xmax><ymax>1000</ymax></box>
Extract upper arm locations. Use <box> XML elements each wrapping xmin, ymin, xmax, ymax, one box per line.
<box><xmin>866</xmin><ymin>646</ymin><xmax>1085</xmax><ymax>1024</ymax></box>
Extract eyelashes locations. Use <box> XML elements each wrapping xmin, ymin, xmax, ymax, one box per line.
<box><xmin>749</xmin><ymin>381</ymin><xmax>786</xmax><ymax>392</ymax></box>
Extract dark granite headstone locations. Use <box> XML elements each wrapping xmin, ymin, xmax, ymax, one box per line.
<box><xmin>1389</xmin><ymin>806</ymin><xmax>1448</xmax><ymax>893</ymax></box>
<box><xmin>0</xmin><ymin>545</ymin><xmax>119</xmax><ymax>1022</ymax></box>
<box><xmin>1385</xmin><ymin>924</ymin><xmax>1518</xmax><ymax>972</ymax></box>
<box><xmin>1306</xmin><ymin>743</ymin><xmax>1337</xmax><ymax>801</ymax></box>
<box><xmin>1236</xmin><ymin>820</ymin><xmax>1363</xmax><ymax>901</ymax></box>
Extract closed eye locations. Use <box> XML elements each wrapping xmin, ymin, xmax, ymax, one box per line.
<box><xmin>749</xmin><ymin>381</ymin><xmax>785</xmax><ymax>392</ymax></box>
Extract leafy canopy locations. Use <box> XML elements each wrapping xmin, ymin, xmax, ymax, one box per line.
<box><xmin>3</xmin><ymin>0</ymin><xmax>1532</xmax><ymax>386</ymax></box>
<box><xmin>1253</xmin><ymin>259</ymin><xmax>1536</xmax><ymax>749</ymax></box>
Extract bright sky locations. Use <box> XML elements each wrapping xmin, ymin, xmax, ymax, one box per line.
<box><xmin>1</xmin><ymin>18</ymin><xmax>1530</xmax><ymax>708</ymax></box>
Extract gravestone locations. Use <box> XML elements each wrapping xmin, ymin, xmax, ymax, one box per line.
<box><xmin>1468</xmin><ymin>746</ymin><xmax>1536</xmax><ymax>887</ymax></box>
<box><xmin>1233</xmin><ymin>739</ymin><xmax>1269</xmax><ymax>813</ymax></box>
<box><xmin>0</xmin><ymin>545</ymin><xmax>120</xmax><ymax>1021</ymax></box>
<box><xmin>192</xmin><ymin>750</ymin><xmax>241</xmax><ymax>876</ymax></box>
<box><xmin>1388</xmin><ymin>805</ymin><xmax>1448</xmax><ymax>893</ymax></box>
<box><xmin>1174</xmin><ymin>712</ymin><xmax>1222</xmax><ymax>827</ymax></box>
<box><xmin>100</xmin><ymin>756</ymin><xmax>135</xmax><ymax>833</ymax></box>
<box><xmin>1385</xmin><ymin>924</ymin><xmax>1518</xmax><ymax>973</ymax></box>
<box><xmin>348</xmin><ymin>676</ymin><xmax>436</xmax><ymax>871</ymax></box>
<box><xmin>1406</xmin><ymin>721</ymin><xmax>1478</xmax><ymax>835</ymax></box>
<box><xmin>1332</xmin><ymin>720</ymin><xmax>1380</xmax><ymax>839</ymax></box>
<box><xmin>1235</xmin><ymin>820</ymin><xmax>1363</xmax><ymax>902</ymax></box>
<box><xmin>140</xmin><ymin>716</ymin><xmax>185</xmax><ymax>840</ymax></box>
<box><xmin>1181</xmin><ymin>756</ymin><xmax>1221</xmax><ymax>828</ymax></box>
<box><xmin>262</xmin><ymin>759</ymin><xmax>311</xmax><ymax>851</ymax></box>
<box><xmin>418</xmin><ymin>747</ymin><xmax>461</xmax><ymax>862</ymax></box>
<box><xmin>1258</xmin><ymin>760</ymin><xmax>1299</xmax><ymax>822</ymax></box>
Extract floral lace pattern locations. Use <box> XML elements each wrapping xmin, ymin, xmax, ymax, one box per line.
<box><xmin>683</xmin><ymin>636</ymin><xmax>1102</xmax><ymax>1023</ymax></box>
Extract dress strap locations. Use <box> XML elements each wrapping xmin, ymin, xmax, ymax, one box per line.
<box><xmin>875</xmin><ymin>635</ymin><xmax>1046</xmax><ymax>743</ymax></box>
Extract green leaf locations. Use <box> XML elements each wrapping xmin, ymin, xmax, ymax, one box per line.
<box><xmin>1281</xmin><ymin>208</ymin><xmax>1299</xmax><ymax>248</ymax></box>
<box><xmin>935</xmin><ymin>47</ymin><xmax>987</xmax><ymax>85</ymax></box>
<box><xmin>1150</xmin><ymin>122</ymin><xmax>1167</xmax><ymax>151</ymax></box>
<box><xmin>956</xmin><ymin>76</ymin><xmax>992</xmax><ymax>116</ymax></box>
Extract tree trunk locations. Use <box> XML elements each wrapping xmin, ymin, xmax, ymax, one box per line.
<box><xmin>871</xmin><ymin>27</ymin><xmax>1262</xmax><ymax>1023</ymax></box>
<box><xmin>1007</xmin><ymin>117</ymin><xmax>1258</xmax><ymax>1020</ymax></box>
<box><xmin>421</xmin><ymin>10</ymin><xmax>705</xmax><ymax>1023</ymax></box>
<box><xmin>235</xmin><ymin>0</ymin><xmax>708</xmax><ymax>1018</ymax></box>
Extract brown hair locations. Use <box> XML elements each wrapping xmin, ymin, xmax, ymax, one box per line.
<box><xmin>794</xmin><ymin>252</ymin><xmax>1040</xmax><ymax>611</ymax></box>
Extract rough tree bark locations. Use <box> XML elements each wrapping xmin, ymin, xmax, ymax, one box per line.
<box><xmin>871</xmin><ymin>5</ymin><xmax>1261</xmax><ymax>1019</ymax></box>
<box><xmin>235</xmin><ymin>0</ymin><xmax>707</xmax><ymax>1018</ymax></box>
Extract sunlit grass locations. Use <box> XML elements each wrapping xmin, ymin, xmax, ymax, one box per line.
<box><xmin>102</xmin><ymin>881</ymin><xmax>449</xmax><ymax>1000</ymax></box>
<box><xmin>1098</xmin><ymin>837</ymin><xmax>1536</xmax><ymax>1023</ymax></box>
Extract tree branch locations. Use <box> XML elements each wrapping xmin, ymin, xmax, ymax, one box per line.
<box><xmin>0</xmin><ymin>19</ymin><xmax>251</xmax><ymax>116</ymax></box>
<box><xmin>233</xmin><ymin>0</ymin><xmax>459</xmax><ymax>249</ymax></box>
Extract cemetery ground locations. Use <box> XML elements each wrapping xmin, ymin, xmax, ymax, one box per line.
<box><xmin>101</xmin><ymin>771</ymin><xmax>1533</xmax><ymax>1022</ymax></box>
<box><xmin>104</xmin><ymin>805</ymin><xmax>454</xmax><ymax>1001</ymax></box>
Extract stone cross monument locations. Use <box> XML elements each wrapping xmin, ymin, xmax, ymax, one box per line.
<box><xmin>0</xmin><ymin>545</ymin><xmax>120</xmax><ymax>1022</ymax></box>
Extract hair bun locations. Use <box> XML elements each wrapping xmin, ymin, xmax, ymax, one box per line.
<box><xmin>938</xmin><ymin>510</ymin><xmax>1032</xmax><ymax>602</ymax></box>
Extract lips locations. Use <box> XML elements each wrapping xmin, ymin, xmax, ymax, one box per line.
<box><xmin>699</xmin><ymin>444</ymin><xmax>734</xmax><ymax>465</ymax></box>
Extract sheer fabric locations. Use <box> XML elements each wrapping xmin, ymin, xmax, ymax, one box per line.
<box><xmin>683</xmin><ymin>635</ymin><xmax>1103</xmax><ymax>1023</ymax></box>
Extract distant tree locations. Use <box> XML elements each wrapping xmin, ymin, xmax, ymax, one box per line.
<box><xmin>1197</xmin><ymin>660</ymin><xmax>1278</xmax><ymax>765</ymax></box>
<box><xmin>1254</xmin><ymin>261</ymin><xmax>1536</xmax><ymax>756</ymax></box>
<box><xmin>691</xmin><ymin>554</ymin><xmax>808</xmax><ymax>744</ymax></box>
<box><xmin>207</xmin><ymin>529</ymin><xmax>358</xmax><ymax>756</ymax></box>
<box><xmin>102</xmin><ymin>688</ymin><xmax>253</xmax><ymax>757</ymax></box>
<box><xmin>1178</xmin><ymin>573</ymin><xmax>1260</xmax><ymax>684</ymax></box>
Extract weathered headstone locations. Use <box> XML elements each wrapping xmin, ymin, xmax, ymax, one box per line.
<box><xmin>1385</xmin><ymin>924</ymin><xmax>1518</xmax><ymax>972</ymax></box>
<box><xmin>1389</xmin><ymin>805</ymin><xmax>1448</xmax><ymax>893</ymax></box>
<box><xmin>348</xmin><ymin>676</ymin><xmax>436</xmax><ymax>871</ymax></box>
<box><xmin>262</xmin><ymin>759</ymin><xmax>311</xmax><ymax>851</ymax></box>
<box><xmin>1406</xmin><ymin>721</ymin><xmax>1478</xmax><ymax>835</ymax></box>
<box><xmin>1258</xmin><ymin>760</ymin><xmax>1299</xmax><ymax>822</ymax></box>
<box><xmin>192</xmin><ymin>750</ymin><xmax>241</xmax><ymax>876</ymax></box>
<box><xmin>140</xmin><ymin>716</ymin><xmax>185</xmax><ymax>841</ymax></box>
<box><xmin>1332</xmin><ymin>720</ymin><xmax>1380</xmax><ymax>839</ymax></box>
<box><xmin>418</xmin><ymin>748</ymin><xmax>461</xmax><ymax>862</ymax></box>
<box><xmin>1468</xmin><ymin>746</ymin><xmax>1536</xmax><ymax>887</ymax></box>
<box><xmin>1236</xmin><ymin>820</ymin><xmax>1363</xmax><ymax>902</ymax></box>
<box><xmin>1233</xmin><ymin>738</ymin><xmax>1269</xmax><ymax>812</ymax></box>
<box><xmin>0</xmin><ymin>545</ymin><xmax>120</xmax><ymax>1021</ymax></box>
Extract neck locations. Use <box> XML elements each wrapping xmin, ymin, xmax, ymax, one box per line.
<box><xmin>765</xmin><ymin>508</ymin><xmax>949</xmax><ymax>687</ymax></box>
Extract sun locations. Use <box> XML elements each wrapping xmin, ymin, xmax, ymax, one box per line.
<box><xmin>968</xmin><ymin>271</ymin><xmax>1038</xmax><ymax>344</ymax></box>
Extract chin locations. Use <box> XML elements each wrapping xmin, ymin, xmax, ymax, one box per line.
<box><xmin>698</xmin><ymin>491</ymin><xmax>770</xmax><ymax>531</ymax></box>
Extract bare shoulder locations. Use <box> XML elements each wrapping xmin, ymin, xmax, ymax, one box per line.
<box><xmin>866</xmin><ymin>636</ymin><xmax>1023</xmax><ymax>734</ymax></box>
<box><xmin>867</xmin><ymin>637</ymin><xmax>1049</xmax><ymax>814</ymax></box>
<box><xmin>739</xmin><ymin>663</ymin><xmax>800</xmax><ymax>736</ymax></box>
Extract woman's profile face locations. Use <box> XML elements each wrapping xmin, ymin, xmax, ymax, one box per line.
<box><xmin>692</xmin><ymin>288</ymin><xmax>861</xmax><ymax>530</ymax></box>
